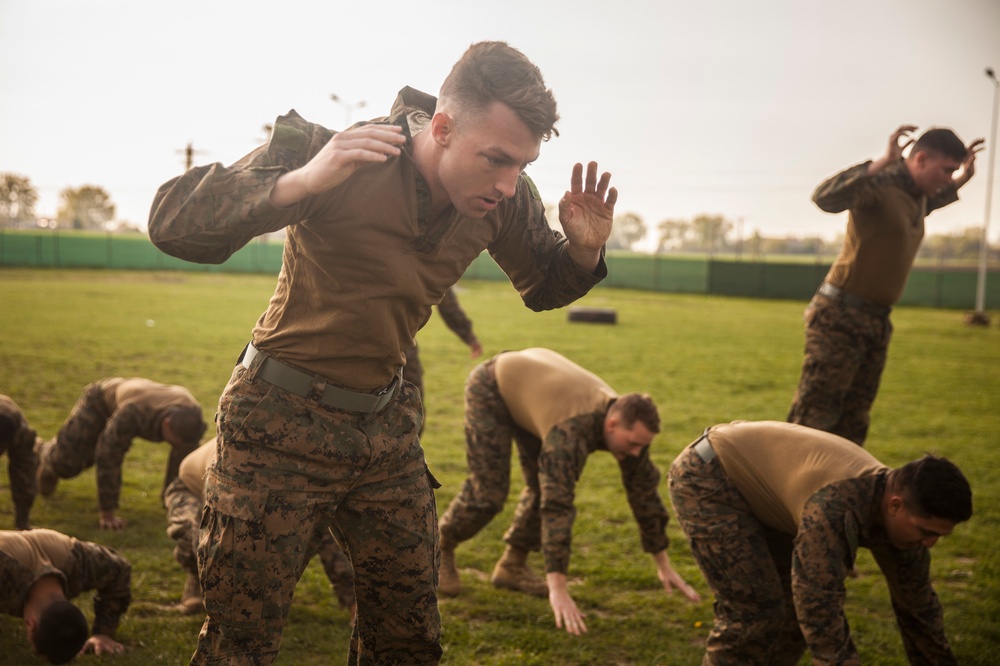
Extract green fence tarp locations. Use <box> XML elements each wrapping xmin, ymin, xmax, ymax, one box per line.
<box><xmin>2</xmin><ymin>230</ymin><xmax>998</xmax><ymax>310</ymax></box>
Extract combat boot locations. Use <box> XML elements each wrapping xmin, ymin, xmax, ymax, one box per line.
<box><xmin>175</xmin><ymin>572</ymin><xmax>204</xmax><ymax>615</ymax></box>
<box><xmin>438</xmin><ymin>547</ymin><xmax>462</xmax><ymax>597</ymax></box>
<box><xmin>490</xmin><ymin>545</ymin><xmax>549</xmax><ymax>597</ymax></box>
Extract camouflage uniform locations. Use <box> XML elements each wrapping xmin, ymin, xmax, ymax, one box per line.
<box><xmin>195</xmin><ymin>359</ymin><xmax>437</xmax><ymax>665</ymax></box>
<box><xmin>439</xmin><ymin>352</ymin><xmax>669</xmax><ymax>575</ymax></box>
<box><xmin>0</xmin><ymin>395</ymin><xmax>38</xmax><ymax>530</ymax></box>
<box><xmin>164</xmin><ymin>440</ymin><xmax>356</xmax><ymax>611</ymax></box>
<box><xmin>39</xmin><ymin>378</ymin><xmax>204</xmax><ymax>512</ymax></box>
<box><xmin>787</xmin><ymin>296</ymin><xmax>892</xmax><ymax>445</ymax></box>
<box><xmin>788</xmin><ymin>160</ymin><xmax>960</xmax><ymax>445</ymax></box>
<box><xmin>164</xmin><ymin>476</ymin><xmax>204</xmax><ymax>577</ymax></box>
<box><xmin>668</xmin><ymin>422</ymin><xmax>958</xmax><ymax>665</ymax></box>
<box><xmin>0</xmin><ymin>528</ymin><xmax>132</xmax><ymax>640</ymax></box>
<box><xmin>148</xmin><ymin>87</ymin><xmax>603</xmax><ymax>665</ymax></box>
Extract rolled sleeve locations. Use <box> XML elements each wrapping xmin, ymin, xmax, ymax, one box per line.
<box><xmin>8</xmin><ymin>430</ymin><xmax>39</xmax><ymax>527</ymax></box>
<box><xmin>148</xmin><ymin>111</ymin><xmax>331</xmax><ymax>264</ymax></box>
<box><xmin>69</xmin><ymin>540</ymin><xmax>131</xmax><ymax>638</ymax></box>
<box><xmin>93</xmin><ymin>407</ymin><xmax>142</xmax><ymax>511</ymax></box>
<box><xmin>538</xmin><ymin>421</ymin><xmax>591</xmax><ymax>574</ymax></box>
<box><xmin>791</xmin><ymin>490</ymin><xmax>860</xmax><ymax>665</ymax></box>
<box><xmin>812</xmin><ymin>161</ymin><xmax>877</xmax><ymax>214</ymax></box>
<box><xmin>490</xmin><ymin>175</ymin><xmax>605</xmax><ymax>313</ymax></box>
<box><xmin>620</xmin><ymin>449</ymin><xmax>670</xmax><ymax>554</ymax></box>
<box><xmin>870</xmin><ymin>543</ymin><xmax>957</xmax><ymax>665</ymax></box>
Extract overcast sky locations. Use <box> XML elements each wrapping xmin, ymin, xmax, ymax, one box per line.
<box><xmin>2</xmin><ymin>0</ymin><xmax>999</xmax><ymax>249</ymax></box>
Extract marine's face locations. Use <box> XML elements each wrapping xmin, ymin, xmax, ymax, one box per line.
<box><xmin>435</xmin><ymin>101</ymin><xmax>541</xmax><ymax>219</ymax></box>
<box><xmin>910</xmin><ymin>150</ymin><xmax>962</xmax><ymax>196</ymax></box>
<box><xmin>605</xmin><ymin>419</ymin><xmax>655</xmax><ymax>462</ymax></box>
<box><xmin>883</xmin><ymin>497</ymin><xmax>956</xmax><ymax>550</ymax></box>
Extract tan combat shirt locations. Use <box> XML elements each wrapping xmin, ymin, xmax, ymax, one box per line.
<box><xmin>0</xmin><ymin>529</ymin><xmax>131</xmax><ymax>637</ymax></box>
<box><xmin>178</xmin><ymin>437</ymin><xmax>216</xmax><ymax>498</ymax></box>
<box><xmin>707</xmin><ymin>420</ymin><xmax>956</xmax><ymax>665</ymax></box>
<box><xmin>494</xmin><ymin>348</ymin><xmax>669</xmax><ymax>574</ymax></box>
<box><xmin>708</xmin><ymin>420</ymin><xmax>885</xmax><ymax>533</ymax></box>
<box><xmin>93</xmin><ymin>378</ymin><xmax>202</xmax><ymax>511</ymax></box>
<box><xmin>149</xmin><ymin>88</ymin><xmax>605</xmax><ymax>390</ymax></box>
<box><xmin>495</xmin><ymin>348</ymin><xmax>617</xmax><ymax>439</ymax></box>
<box><xmin>814</xmin><ymin>160</ymin><xmax>959</xmax><ymax>307</ymax></box>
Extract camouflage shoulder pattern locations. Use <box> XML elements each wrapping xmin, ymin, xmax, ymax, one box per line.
<box><xmin>520</xmin><ymin>172</ymin><xmax>542</xmax><ymax>202</ymax></box>
<box><xmin>267</xmin><ymin>110</ymin><xmax>333</xmax><ymax>170</ymax></box>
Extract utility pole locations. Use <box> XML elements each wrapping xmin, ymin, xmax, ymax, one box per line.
<box><xmin>968</xmin><ymin>67</ymin><xmax>999</xmax><ymax>326</ymax></box>
<box><xmin>177</xmin><ymin>142</ymin><xmax>207</xmax><ymax>172</ymax></box>
<box><xmin>331</xmin><ymin>94</ymin><xmax>366</xmax><ymax>128</ymax></box>
<box><xmin>735</xmin><ymin>216</ymin><xmax>745</xmax><ymax>260</ymax></box>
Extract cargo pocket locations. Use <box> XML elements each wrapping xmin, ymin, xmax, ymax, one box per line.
<box><xmin>199</xmin><ymin>470</ymin><xmax>270</xmax><ymax>629</ymax></box>
<box><xmin>686</xmin><ymin>513</ymin><xmax>783</xmax><ymax>614</ymax></box>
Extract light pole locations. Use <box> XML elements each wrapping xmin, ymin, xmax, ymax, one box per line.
<box><xmin>970</xmin><ymin>67</ymin><xmax>999</xmax><ymax>325</ymax></box>
<box><xmin>330</xmin><ymin>94</ymin><xmax>366</xmax><ymax>128</ymax></box>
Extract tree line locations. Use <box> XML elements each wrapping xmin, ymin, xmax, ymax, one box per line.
<box><xmin>1</xmin><ymin>172</ymin><xmax>117</xmax><ymax>231</ymax></box>
<box><xmin>607</xmin><ymin>210</ymin><xmax>997</xmax><ymax>262</ymax></box>
<box><xmin>1</xmin><ymin>172</ymin><xmax>995</xmax><ymax>262</ymax></box>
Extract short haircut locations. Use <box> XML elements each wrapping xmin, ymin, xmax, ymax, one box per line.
<box><xmin>34</xmin><ymin>600</ymin><xmax>89</xmax><ymax>664</ymax></box>
<box><xmin>895</xmin><ymin>454</ymin><xmax>973</xmax><ymax>524</ymax></box>
<box><xmin>439</xmin><ymin>41</ymin><xmax>559</xmax><ymax>141</ymax></box>
<box><xmin>165</xmin><ymin>406</ymin><xmax>206</xmax><ymax>444</ymax></box>
<box><xmin>911</xmin><ymin>128</ymin><xmax>967</xmax><ymax>162</ymax></box>
<box><xmin>609</xmin><ymin>393</ymin><xmax>660</xmax><ymax>434</ymax></box>
<box><xmin>0</xmin><ymin>413</ymin><xmax>17</xmax><ymax>445</ymax></box>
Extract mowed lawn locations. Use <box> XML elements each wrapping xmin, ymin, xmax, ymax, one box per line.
<box><xmin>1</xmin><ymin>267</ymin><xmax>998</xmax><ymax>665</ymax></box>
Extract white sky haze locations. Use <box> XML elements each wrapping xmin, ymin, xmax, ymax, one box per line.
<box><xmin>2</xmin><ymin>0</ymin><xmax>999</xmax><ymax>247</ymax></box>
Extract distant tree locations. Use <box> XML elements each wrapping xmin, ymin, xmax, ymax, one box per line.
<box><xmin>656</xmin><ymin>218</ymin><xmax>690</xmax><ymax>252</ymax></box>
<box><xmin>57</xmin><ymin>185</ymin><xmax>116</xmax><ymax>230</ymax></box>
<box><xmin>759</xmin><ymin>236</ymin><xmax>790</xmax><ymax>255</ymax></box>
<box><xmin>691</xmin><ymin>213</ymin><xmax>732</xmax><ymax>253</ymax></box>
<box><xmin>801</xmin><ymin>236</ymin><xmax>826</xmax><ymax>256</ymax></box>
<box><xmin>607</xmin><ymin>212</ymin><xmax>646</xmax><ymax>250</ymax></box>
<box><xmin>0</xmin><ymin>173</ymin><xmax>39</xmax><ymax>227</ymax></box>
<box><xmin>921</xmin><ymin>227</ymin><xmax>983</xmax><ymax>261</ymax></box>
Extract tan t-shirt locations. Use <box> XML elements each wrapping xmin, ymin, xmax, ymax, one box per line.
<box><xmin>178</xmin><ymin>438</ymin><xmax>216</xmax><ymax>498</ymax></box>
<box><xmin>708</xmin><ymin>421</ymin><xmax>886</xmax><ymax>534</ymax></box>
<box><xmin>494</xmin><ymin>348</ymin><xmax>616</xmax><ymax>438</ymax></box>
<box><xmin>100</xmin><ymin>378</ymin><xmax>199</xmax><ymax>419</ymax></box>
<box><xmin>814</xmin><ymin>161</ymin><xmax>958</xmax><ymax>306</ymax></box>
<box><xmin>0</xmin><ymin>529</ymin><xmax>74</xmax><ymax>578</ymax></box>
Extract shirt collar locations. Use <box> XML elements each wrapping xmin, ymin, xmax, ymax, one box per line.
<box><xmin>874</xmin><ymin>160</ymin><xmax>924</xmax><ymax>200</ymax></box>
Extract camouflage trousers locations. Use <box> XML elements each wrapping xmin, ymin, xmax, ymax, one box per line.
<box><xmin>668</xmin><ymin>436</ymin><xmax>806</xmax><ymax>666</ymax></box>
<box><xmin>192</xmin><ymin>354</ymin><xmax>441</xmax><ymax>666</ymax></box>
<box><xmin>164</xmin><ymin>476</ymin><xmax>204</xmax><ymax>576</ymax></box>
<box><xmin>787</xmin><ymin>294</ymin><xmax>893</xmax><ymax>446</ymax></box>
<box><xmin>164</xmin><ymin>476</ymin><xmax>356</xmax><ymax>610</ymax></box>
<box><xmin>438</xmin><ymin>358</ymin><xmax>543</xmax><ymax>553</ymax></box>
<box><xmin>40</xmin><ymin>382</ymin><xmax>109</xmax><ymax>479</ymax></box>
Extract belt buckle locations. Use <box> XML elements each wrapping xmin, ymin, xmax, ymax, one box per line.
<box><xmin>378</xmin><ymin>371</ymin><xmax>401</xmax><ymax>396</ymax></box>
<box><xmin>693</xmin><ymin>435</ymin><xmax>715</xmax><ymax>463</ymax></box>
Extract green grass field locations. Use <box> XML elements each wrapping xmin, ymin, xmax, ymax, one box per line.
<box><xmin>1</xmin><ymin>268</ymin><xmax>998</xmax><ymax>665</ymax></box>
